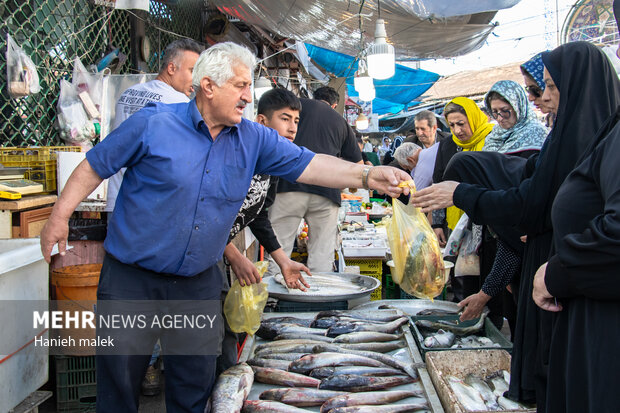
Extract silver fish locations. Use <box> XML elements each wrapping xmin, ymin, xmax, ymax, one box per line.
<box><xmin>319</xmin><ymin>374</ymin><xmax>416</xmax><ymax>392</ymax></box>
<box><xmin>498</xmin><ymin>395</ymin><xmax>528</xmax><ymax>410</ymax></box>
<box><xmin>422</xmin><ymin>329</ymin><xmax>455</xmax><ymax>348</ymax></box>
<box><xmin>415</xmin><ymin>310</ymin><xmax>489</xmax><ymax>336</ymax></box>
<box><xmin>312</xmin><ymin>316</ymin><xmax>361</xmax><ymax>329</ymax></box>
<box><xmin>333</xmin><ymin>331</ymin><xmax>402</xmax><ymax>344</ymax></box>
<box><xmin>340</xmin><ymin>340</ymin><xmax>405</xmax><ymax>353</ymax></box>
<box><xmin>319</xmin><ymin>390</ymin><xmax>424</xmax><ymax>413</ymax></box>
<box><xmin>256</xmin><ymin>339</ymin><xmax>328</xmax><ymax>352</ymax></box>
<box><xmin>309</xmin><ymin>366</ymin><xmax>403</xmax><ymax>379</ymax></box>
<box><xmin>315</xmin><ymin>310</ymin><xmax>404</xmax><ymax>323</ymax></box>
<box><xmin>252</xmin><ymin>366</ymin><xmax>320</xmax><ymax>388</ymax></box>
<box><xmin>262</xmin><ymin>317</ymin><xmax>313</xmax><ymax>327</ymax></box>
<box><xmin>326</xmin><ymin>317</ymin><xmax>409</xmax><ymax>337</ymax></box>
<box><xmin>256</xmin><ymin>323</ymin><xmax>327</xmax><ymax>340</ymax></box>
<box><xmin>247</xmin><ymin>357</ymin><xmax>291</xmax><ymax>370</ymax></box>
<box><xmin>464</xmin><ymin>373</ymin><xmax>500</xmax><ymax>410</ymax></box>
<box><xmin>256</xmin><ymin>343</ymin><xmax>326</xmax><ymax>357</ymax></box>
<box><xmin>242</xmin><ymin>400</ymin><xmax>313</xmax><ymax>412</ymax></box>
<box><xmin>415</xmin><ymin>308</ymin><xmax>458</xmax><ymax>316</ymax></box>
<box><xmin>486</xmin><ymin>372</ymin><xmax>509</xmax><ymax>398</ymax></box>
<box><xmin>210</xmin><ymin>363</ymin><xmax>254</xmax><ymax>413</ymax></box>
<box><xmin>260</xmin><ymin>353</ymin><xmax>308</xmax><ymax>361</ymax></box>
<box><xmin>288</xmin><ymin>352</ymin><xmax>388</xmax><ymax>374</ymax></box>
<box><xmin>326</xmin><ymin>404</ymin><xmax>429</xmax><ymax>413</ymax></box>
<box><xmin>274</xmin><ymin>334</ymin><xmax>334</xmax><ymax>343</ymax></box>
<box><xmin>312</xmin><ymin>344</ymin><xmax>419</xmax><ymax>379</ymax></box>
<box><xmin>259</xmin><ymin>387</ymin><xmax>347</xmax><ymax>407</ymax></box>
<box><xmin>447</xmin><ymin>376</ymin><xmax>488</xmax><ymax>411</ymax></box>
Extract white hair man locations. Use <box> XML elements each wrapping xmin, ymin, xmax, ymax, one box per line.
<box><xmin>40</xmin><ymin>42</ymin><xmax>411</xmax><ymax>412</ymax></box>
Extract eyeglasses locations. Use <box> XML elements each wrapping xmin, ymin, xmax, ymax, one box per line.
<box><xmin>491</xmin><ymin>108</ymin><xmax>512</xmax><ymax>120</ymax></box>
<box><xmin>525</xmin><ymin>85</ymin><xmax>542</xmax><ymax>98</ymax></box>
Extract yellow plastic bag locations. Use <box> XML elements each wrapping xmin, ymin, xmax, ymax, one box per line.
<box><xmin>223</xmin><ymin>262</ymin><xmax>269</xmax><ymax>335</ymax></box>
<box><xmin>387</xmin><ymin>181</ymin><xmax>445</xmax><ymax>299</ymax></box>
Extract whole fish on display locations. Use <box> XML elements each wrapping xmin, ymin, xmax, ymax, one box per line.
<box><xmin>261</xmin><ymin>317</ymin><xmax>314</xmax><ymax>327</ymax></box>
<box><xmin>256</xmin><ymin>323</ymin><xmax>327</xmax><ymax>340</ymax></box>
<box><xmin>332</xmin><ymin>331</ymin><xmax>402</xmax><ymax>344</ymax></box>
<box><xmin>415</xmin><ymin>311</ymin><xmax>489</xmax><ymax>336</ymax></box>
<box><xmin>260</xmin><ymin>353</ymin><xmax>308</xmax><ymax>362</ymax></box>
<box><xmin>242</xmin><ymin>400</ymin><xmax>313</xmax><ymax>412</ymax></box>
<box><xmin>274</xmin><ymin>334</ymin><xmax>334</xmax><ymax>343</ymax></box>
<box><xmin>422</xmin><ymin>329</ymin><xmax>456</xmax><ymax>348</ymax></box>
<box><xmin>247</xmin><ymin>357</ymin><xmax>291</xmax><ymax>371</ymax></box>
<box><xmin>464</xmin><ymin>373</ymin><xmax>500</xmax><ymax>410</ymax></box>
<box><xmin>319</xmin><ymin>374</ymin><xmax>416</xmax><ymax>392</ymax></box>
<box><xmin>339</xmin><ymin>340</ymin><xmax>406</xmax><ymax>353</ymax></box>
<box><xmin>447</xmin><ymin>376</ymin><xmax>488</xmax><ymax>411</ymax></box>
<box><xmin>326</xmin><ymin>317</ymin><xmax>409</xmax><ymax>337</ymax></box>
<box><xmin>256</xmin><ymin>339</ymin><xmax>328</xmax><ymax>353</ymax></box>
<box><xmin>288</xmin><ymin>352</ymin><xmax>388</xmax><ymax>374</ymax></box>
<box><xmin>252</xmin><ymin>366</ymin><xmax>321</xmax><ymax>388</ymax></box>
<box><xmin>319</xmin><ymin>390</ymin><xmax>424</xmax><ymax>413</ymax></box>
<box><xmin>309</xmin><ymin>366</ymin><xmax>403</xmax><ymax>379</ymax></box>
<box><xmin>325</xmin><ymin>404</ymin><xmax>429</xmax><ymax>413</ymax></box>
<box><xmin>259</xmin><ymin>387</ymin><xmax>348</xmax><ymax>407</ymax></box>
<box><xmin>210</xmin><ymin>363</ymin><xmax>254</xmax><ymax>413</ymax></box>
<box><xmin>314</xmin><ymin>310</ymin><xmax>404</xmax><ymax>323</ymax></box>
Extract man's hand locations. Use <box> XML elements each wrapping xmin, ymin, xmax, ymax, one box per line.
<box><xmin>533</xmin><ymin>262</ymin><xmax>562</xmax><ymax>312</ymax></box>
<box><xmin>458</xmin><ymin>290</ymin><xmax>491</xmax><ymax>321</ymax></box>
<box><xmin>279</xmin><ymin>258</ymin><xmax>311</xmax><ymax>291</ymax></box>
<box><xmin>410</xmin><ymin>181</ymin><xmax>459</xmax><ymax>213</ymax></box>
<box><xmin>40</xmin><ymin>214</ymin><xmax>69</xmax><ymax>263</ymax></box>
<box><xmin>367</xmin><ymin>166</ymin><xmax>412</xmax><ymax>198</ymax></box>
<box><xmin>434</xmin><ymin>228</ymin><xmax>447</xmax><ymax>247</ymax></box>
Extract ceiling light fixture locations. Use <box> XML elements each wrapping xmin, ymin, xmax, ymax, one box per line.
<box><xmin>354</xmin><ymin>59</ymin><xmax>374</xmax><ymax>93</ymax></box>
<box><xmin>356</xmin><ymin>113</ymin><xmax>369</xmax><ymax>130</ymax></box>
<box><xmin>367</xmin><ymin>18</ymin><xmax>395</xmax><ymax>80</ymax></box>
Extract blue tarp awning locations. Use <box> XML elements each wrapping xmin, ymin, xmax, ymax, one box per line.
<box><xmin>305</xmin><ymin>44</ymin><xmax>440</xmax><ymax>115</ymax></box>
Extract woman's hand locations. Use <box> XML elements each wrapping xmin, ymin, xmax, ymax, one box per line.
<box><xmin>410</xmin><ymin>181</ymin><xmax>459</xmax><ymax>213</ymax></box>
<box><xmin>434</xmin><ymin>228</ymin><xmax>447</xmax><ymax>247</ymax></box>
<box><xmin>532</xmin><ymin>262</ymin><xmax>562</xmax><ymax>312</ymax></box>
<box><xmin>458</xmin><ymin>290</ymin><xmax>491</xmax><ymax>321</ymax></box>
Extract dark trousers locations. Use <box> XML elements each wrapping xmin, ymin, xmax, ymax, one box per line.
<box><xmin>96</xmin><ymin>254</ymin><xmax>223</xmax><ymax>413</ymax></box>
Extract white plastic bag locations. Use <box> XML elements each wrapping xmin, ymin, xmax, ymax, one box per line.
<box><xmin>6</xmin><ymin>34</ymin><xmax>40</xmax><ymax>98</ymax></box>
<box><xmin>56</xmin><ymin>79</ymin><xmax>96</xmax><ymax>149</ymax></box>
<box><xmin>445</xmin><ymin>214</ymin><xmax>481</xmax><ymax>276</ymax></box>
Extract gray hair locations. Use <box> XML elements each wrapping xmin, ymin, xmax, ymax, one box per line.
<box><xmin>160</xmin><ymin>39</ymin><xmax>204</xmax><ymax>74</ymax></box>
<box><xmin>414</xmin><ymin>110</ymin><xmax>437</xmax><ymax>127</ymax></box>
<box><xmin>393</xmin><ymin>142</ymin><xmax>422</xmax><ymax>169</ymax></box>
<box><xmin>192</xmin><ymin>42</ymin><xmax>256</xmax><ymax>88</ymax></box>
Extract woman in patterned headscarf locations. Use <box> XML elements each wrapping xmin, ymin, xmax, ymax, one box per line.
<box><xmin>521</xmin><ymin>53</ymin><xmax>554</xmax><ymax>124</ymax></box>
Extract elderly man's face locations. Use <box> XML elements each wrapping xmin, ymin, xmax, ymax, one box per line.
<box><xmin>210</xmin><ymin>64</ymin><xmax>253</xmax><ymax>126</ymax></box>
<box><xmin>406</xmin><ymin>148</ymin><xmax>422</xmax><ymax>169</ymax></box>
<box><xmin>414</xmin><ymin>119</ymin><xmax>437</xmax><ymax>148</ymax></box>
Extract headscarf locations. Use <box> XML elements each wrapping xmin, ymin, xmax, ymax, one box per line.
<box><xmin>446</xmin><ymin>97</ymin><xmax>493</xmax><ymax>152</ymax></box>
<box><xmin>520</xmin><ymin>41</ymin><xmax>620</xmax><ymax>235</ymax></box>
<box><xmin>520</xmin><ymin>52</ymin><xmax>545</xmax><ymax>90</ymax></box>
<box><xmin>445</xmin><ymin>97</ymin><xmax>493</xmax><ymax>228</ymax></box>
<box><xmin>482</xmin><ymin>80</ymin><xmax>548</xmax><ymax>154</ymax></box>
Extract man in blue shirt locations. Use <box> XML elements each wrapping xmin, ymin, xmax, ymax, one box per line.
<box><xmin>40</xmin><ymin>42</ymin><xmax>411</xmax><ymax>413</ymax></box>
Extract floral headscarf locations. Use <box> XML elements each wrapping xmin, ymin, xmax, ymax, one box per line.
<box><xmin>483</xmin><ymin>80</ymin><xmax>548</xmax><ymax>154</ymax></box>
<box><xmin>520</xmin><ymin>52</ymin><xmax>545</xmax><ymax>90</ymax></box>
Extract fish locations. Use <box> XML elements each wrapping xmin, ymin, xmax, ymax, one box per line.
<box><xmin>340</xmin><ymin>340</ymin><xmax>406</xmax><ymax>353</ymax></box>
<box><xmin>486</xmin><ymin>371</ymin><xmax>509</xmax><ymax>398</ymax></box>
<box><xmin>311</xmin><ymin>316</ymin><xmax>361</xmax><ymax>329</ymax></box>
<box><xmin>242</xmin><ymin>400</ymin><xmax>313</xmax><ymax>412</ymax></box>
<box><xmin>312</xmin><ymin>344</ymin><xmax>419</xmax><ymax>379</ymax></box>
<box><xmin>255</xmin><ymin>339</ymin><xmax>329</xmax><ymax>353</ymax></box>
<box><xmin>319</xmin><ymin>374</ymin><xmax>416</xmax><ymax>392</ymax></box>
<box><xmin>288</xmin><ymin>352</ymin><xmax>388</xmax><ymax>374</ymax></box>
<box><xmin>256</xmin><ymin>323</ymin><xmax>327</xmax><ymax>340</ymax></box>
<box><xmin>309</xmin><ymin>366</ymin><xmax>403</xmax><ymax>379</ymax></box>
<box><xmin>333</xmin><ymin>332</ymin><xmax>402</xmax><ymax>344</ymax></box>
<box><xmin>498</xmin><ymin>395</ymin><xmax>528</xmax><ymax>410</ymax></box>
<box><xmin>422</xmin><ymin>329</ymin><xmax>456</xmax><ymax>348</ymax></box>
<box><xmin>502</xmin><ymin>370</ymin><xmax>510</xmax><ymax>385</ymax></box>
<box><xmin>261</xmin><ymin>317</ymin><xmax>313</xmax><ymax>327</ymax></box>
<box><xmin>415</xmin><ymin>311</ymin><xmax>489</xmax><ymax>336</ymax></box>
<box><xmin>319</xmin><ymin>390</ymin><xmax>424</xmax><ymax>413</ymax></box>
<box><xmin>464</xmin><ymin>373</ymin><xmax>500</xmax><ymax>410</ymax></box>
<box><xmin>314</xmin><ymin>310</ymin><xmax>404</xmax><ymax>323</ymax></box>
<box><xmin>326</xmin><ymin>317</ymin><xmax>409</xmax><ymax>337</ymax></box>
<box><xmin>447</xmin><ymin>376</ymin><xmax>488</xmax><ymax>411</ymax></box>
<box><xmin>259</xmin><ymin>387</ymin><xmax>348</xmax><ymax>407</ymax></box>
<box><xmin>325</xmin><ymin>404</ymin><xmax>429</xmax><ymax>413</ymax></box>
<box><xmin>274</xmin><ymin>334</ymin><xmax>334</xmax><ymax>343</ymax></box>
<box><xmin>246</xmin><ymin>357</ymin><xmax>291</xmax><ymax>370</ymax></box>
<box><xmin>415</xmin><ymin>308</ymin><xmax>458</xmax><ymax>316</ymax></box>
<box><xmin>450</xmin><ymin>335</ymin><xmax>500</xmax><ymax>349</ymax></box>
<box><xmin>252</xmin><ymin>366</ymin><xmax>321</xmax><ymax>388</ymax></box>
<box><xmin>210</xmin><ymin>363</ymin><xmax>254</xmax><ymax>413</ymax></box>
<box><xmin>260</xmin><ymin>353</ymin><xmax>308</xmax><ymax>361</ymax></box>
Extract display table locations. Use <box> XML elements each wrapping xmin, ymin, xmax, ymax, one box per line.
<box><xmin>0</xmin><ymin>194</ymin><xmax>57</xmax><ymax>238</ymax></box>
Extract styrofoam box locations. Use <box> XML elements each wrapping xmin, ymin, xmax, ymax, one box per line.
<box><xmin>342</xmin><ymin>238</ymin><xmax>387</xmax><ymax>257</ymax></box>
<box><xmin>0</xmin><ymin>239</ymin><xmax>49</xmax><ymax>412</ymax></box>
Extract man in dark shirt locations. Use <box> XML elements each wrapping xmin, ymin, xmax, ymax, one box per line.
<box><xmin>269</xmin><ymin>86</ymin><xmax>363</xmax><ymax>274</ymax></box>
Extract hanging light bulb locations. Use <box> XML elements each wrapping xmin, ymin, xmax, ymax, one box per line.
<box><xmin>354</xmin><ymin>59</ymin><xmax>374</xmax><ymax>93</ymax></box>
<box><xmin>254</xmin><ymin>76</ymin><xmax>272</xmax><ymax>100</ymax></box>
<box><xmin>356</xmin><ymin>113</ymin><xmax>369</xmax><ymax>130</ymax></box>
<box><xmin>358</xmin><ymin>85</ymin><xmax>375</xmax><ymax>102</ymax></box>
<box><xmin>367</xmin><ymin>19</ymin><xmax>395</xmax><ymax>80</ymax></box>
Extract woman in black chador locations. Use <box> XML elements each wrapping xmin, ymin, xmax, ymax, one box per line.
<box><xmin>411</xmin><ymin>41</ymin><xmax>620</xmax><ymax>410</ymax></box>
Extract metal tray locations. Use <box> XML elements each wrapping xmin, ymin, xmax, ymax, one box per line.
<box><xmin>264</xmin><ymin>272</ymin><xmax>381</xmax><ymax>302</ymax></box>
<box><xmin>240</xmin><ymin>310</ymin><xmax>444</xmax><ymax>413</ymax></box>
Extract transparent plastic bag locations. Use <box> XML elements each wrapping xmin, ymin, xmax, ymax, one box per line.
<box><xmin>445</xmin><ymin>213</ymin><xmax>481</xmax><ymax>276</ymax></box>
<box><xmin>387</xmin><ymin>181</ymin><xmax>445</xmax><ymax>299</ymax></box>
<box><xmin>6</xmin><ymin>34</ymin><xmax>40</xmax><ymax>98</ymax></box>
<box><xmin>223</xmin><ymin>262</ymin><xmax>269</xmax><ymax>335</ymax></box>
<box><xmin>56</xmin><ymin>79</ymin><xmax>97</xmax><ymax>148</ymax></box>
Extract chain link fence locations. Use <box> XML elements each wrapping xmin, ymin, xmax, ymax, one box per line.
<box><xmin>1</xmin><ymin>0</ymin><xmax>204</xmax><ymax>147</ymax></box>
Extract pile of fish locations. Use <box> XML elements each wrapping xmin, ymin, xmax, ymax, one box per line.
<box><xmin>208</xmin><ymin>310</ymin><xmax>431</xmax><ymax>413</ymax></box>
<box><xmin>447</xmin><ymin>371</ymin><xmax>530</xmax><ymax>411</ymax></box>
<box><xmin>415</xmin><ymin>311</ymin><xmax>501</xmax><ymax>350</ymax></box>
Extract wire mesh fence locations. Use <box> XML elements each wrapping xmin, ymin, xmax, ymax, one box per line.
<box><xmin>0</xmin><ymin>0</ymin><xmax>203</xmax><ymax>147</ymax></box>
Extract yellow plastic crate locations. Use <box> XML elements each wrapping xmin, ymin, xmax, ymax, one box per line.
<box><xmin>0</xmin><ymin>146</ymin><xmax>81</xmax><ymax>192</ymax></box>
<box><xmin>344</xmin><ymin>258</ymin><xmax>383</xmax><ymax>300</ymax></box>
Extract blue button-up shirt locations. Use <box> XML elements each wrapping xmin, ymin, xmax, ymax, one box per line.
<box><xmin>86</xmin><ymin>100</ymin><xmax>314</xmax><ymax>276</ymax></box>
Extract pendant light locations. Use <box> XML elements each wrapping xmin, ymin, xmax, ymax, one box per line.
<box><xmin>367</xmin><ymin>18</ymin><xmax>395</xmax><ymax>80</ymax></box>
<box><xmin>254</xmin><ymin>76</ymin><xmax>272</xmax><ymax>101</ymax></box>
<box><xmin>356</xmin><ymin>113</ymin><xmax>369</xmax><ymax>130</ymax></box>
<box><xmin>358</xmin><ymin>86</ymin><xmax>375</xmax><ymax>102</ymax></box>
<box><xmin>354</xmin><ymin>59</ymin><xmax>374</xmax><ymax>93</ymax></box>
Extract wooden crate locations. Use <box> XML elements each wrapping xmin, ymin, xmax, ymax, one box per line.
<box><xmin>425</xmin><ymin>350</ymin><xmax>536</xmax><ymax>413</ymax></box>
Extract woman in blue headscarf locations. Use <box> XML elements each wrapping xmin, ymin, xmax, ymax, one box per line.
<box><xmin>520</xmin><ymin>53</ymin><xmax>554</xmax><ymax>121</ymax></box>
